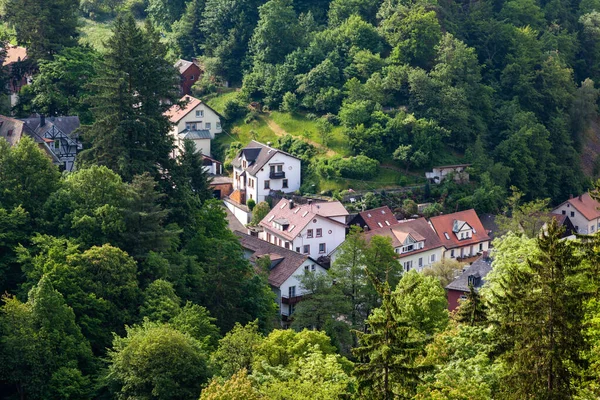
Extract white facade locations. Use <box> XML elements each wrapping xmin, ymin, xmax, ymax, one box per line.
<box><xmin>396</xmin><ymin>247</ymin><xmax>444</xmax><ymax>272</ymax></box>
<box><xmin>444</xmin><ymin>241</ymin><xmax>489</xmax><ymax>259</ymax></box>
<box><xmin>233</xmin><ymin>147</ymin><xmax>301</xmax><ymax>203</ymax></box>
<box><xmin>260</xmin><ymin>215</ymin><xmax>345</xmax><ymax>261</ymax></box>
<box><xmin>553</xmin><ymin>202</ymin><xmax>600</xmax><ymax>235</ymax></box>
<box><xmin>278</xmin><ymin>261</ymin><xmax>328</xmax><ymax>318</ymax></box>
<box><xmin>170</xmin><ymin>101</ymin><xmax>222</xmax><ymax>157</ymax></box>
<box><xmin>426</xmin><ymin>165</ymin><xmax>470</xmax><ymax>184</ymax></box>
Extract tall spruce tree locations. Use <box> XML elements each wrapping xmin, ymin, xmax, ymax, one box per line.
<box><xmin>455</xmin><ymin>284</ymin><xmax>488</xmax><ymax>326</ymax></box>
<box><xmin>4</xmin><ymin>0</ymin><xmax>79</xmax><ymax>62</ymax></box>
<box><xmin>79</xmin><ymin>15</ymin><xmax>179</xmax><ymax>181</ymax></box>
<box><xmin>353</xmin><ymin>271</ymin><xmax>427</xmax><ymax>400</ymax></box>
<box><xmin>488</xmin><ymin>220</ymin><xmax>590</xmax><ymax>399</ymax></box>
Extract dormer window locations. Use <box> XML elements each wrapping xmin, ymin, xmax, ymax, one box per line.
<box><xmin>242</xmin><ymin>160</ymin><xmax>247</xmax><ymax>169</ymax></box>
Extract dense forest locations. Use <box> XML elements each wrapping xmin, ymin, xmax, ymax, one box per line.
<box><xmin>1</xmin><ymin>0</ymin><xmax>600</xmax><ymax>399</ymax></box>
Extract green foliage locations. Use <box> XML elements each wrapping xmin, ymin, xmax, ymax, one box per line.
<box><xmin>249</xmin><ymin>201</ymin><xmax>270</xmax><ymax>226</ymax></box>
<box><xmin>200</xmin><ymin>369</ymin><xmax>264</xmax><ymax>400</ymax></box>
<box><xmin>316</xmin><ymin>155</ymin><xmax>379</xmax><ymax>180</ymax></box>
<box><xmin>105</xmin><ymin>320</ymin><xmax>210</xmax><ymax>400</ymax></box>
<box><xmin>210</xmin><ymin>320</ymin><xmax>263</xmax><ymax>378</ymax></box>
<box><xmin>246</xmin><ymin>198</ymin><xmax>256</xmax><ymax>211</ymax></box>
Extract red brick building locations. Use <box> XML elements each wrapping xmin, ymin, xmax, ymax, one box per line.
<box><xmin>174</xmin><ymin>59</ymin><xmax>203</xmax><ymax>96</ymax></box>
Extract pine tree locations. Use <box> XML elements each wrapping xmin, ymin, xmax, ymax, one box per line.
<box><xmin>4</xmin><ymin>0</ymin><xmax>79</xmax><ymax>62</ymax></box>
<box><xmin>79</xmin><ymin>15</ymin><xmax>179</xmax><ymax>181</ymax></box>
<box><xmin>352</xmin><ymin>271</ymin><xmax>427</xmax><ymax>400</ymax></box>
<box><xmin>455</xmin><ymin>284</ymin><xmax>488</xmax><ymax>326</ymax></box>
<box><xmin>171</xmin><ymin>0</ymin><xmax>207</xmax><ymax>59</ymax></box>
<box><xmin>488</xmin><ymin>220</ymin><xmax>590</xmax><ymax>399</ymax></box>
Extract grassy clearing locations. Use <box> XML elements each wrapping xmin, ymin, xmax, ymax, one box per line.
<box><xmin>204</xmin><ymin>90</ymin><xmax>238</xmax><ymax>115</ymax></box>
<box><xmin>317</xmin><ymin>166</ymin><xmax>425</xmax><ymax>192</ymax></box>
<box><xmin>79</xmin><ymin>18</ymin><xmax>113</xmax><ymax>51</ymax></box>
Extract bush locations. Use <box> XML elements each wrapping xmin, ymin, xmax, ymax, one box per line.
<box><xmin>337</xmin><ymin>155</ymin><xmax>379</xmax><ymax>180</ymax></box>
<box><xmin>246</xmin><ymin>198</ymin><xmax>256</xmax><ymax>211</ymax></box>
<box><xmin>244</xmin><ymin>111</ymin><xmax>259</xmax><ymax>124</ymax></box>
<box><xmin>192</xmin><ymin>76</ymin><xmax>218</xmax><ymax>97</ymax></box>
<box><xmin>249</xmin><ymin>202</ymin><xmax>270</xmax><ymax>225</ymax></box>
<box><xmin>281</xmin><ymin>92</ymin><xmax>299</xmax><ymax>112</ymax></box>
<box><xmin>223</xmin><ymin>99</ymin><xmax>246</xmax><ymax>120</ymax></box>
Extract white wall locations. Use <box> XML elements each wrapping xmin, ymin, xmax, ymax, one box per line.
<box><xmin>444</xmin><ymin>241</ymin><xmax>489</xmax><ymax>259</ymax></box>
<box><xmin>396</xmin><ymin>247</ymin><xmax>445</xmax><ymax>272</ymax></box>
<box><xmin>174</xmin><ymin>137</ymin><xmax>211</xmax><ymax>158</ymax></box>
<box><xmin>175</xmin><ymin>103</ymin><xmax>222</xmax><ymax>135</ymax></box>
<box><xmin>224</xmin><ymin>199</ymin><xmax>252</xmax><ymax>225</ymax></box>
<box><xmin>251</xmin><ymin>154</ymin><xmax>301</xmax><ymax>203</ymax></box>
<box><xmin>279</xmin><ymin>260</ymin><xmax>327</xmax><ymax>317</ymax></box>
<box><xmin>553</xmin><ymin>203</ymin><xmax>600</xmax><ymax>234</ymax></box>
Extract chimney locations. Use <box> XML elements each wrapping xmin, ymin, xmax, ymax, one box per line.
<box><xmin>569</xmin><ymin>194</ymin><xmax>573</xmax><ymax>199</ymax></box>
<box><xmin>40</xmin><ymin>114</ymin><xmax>45</xmax><ymax>127</ymax></box>
<box><xmin>579</xmin><ymin>194</ymin><xmax>583</xmax><ymax>201</ymax></box>
<box><xmin>289</xmin><ymin>200</ymin><xmax>295</xmax><ymax>209</ymax></box>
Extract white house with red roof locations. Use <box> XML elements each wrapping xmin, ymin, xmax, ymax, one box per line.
<box><xmin>363</xmin><ymin>217</ymin><xmax>446</xmax><ymax>272</ymax></box>
<box><xmin>165</xmin><ymin>95</ymin><xmax>222</xmax><ymax>158</ymax></box>
<box><xmin>552</xmin><ymin>193</ymin><xmax>600</xmax><ymax>234</ymax></box>
<box><xmin>236</xmin><ymin>231</ymin><xmax>327</xmax><ymax>324</ymax></box>
<box><xmin>258</xmin><ymin>198</ymin><xmax>348</xmax><ymax>262</ymax></box>
<box><xmin>428</xmin><ymin>209</ymin><xmax>490</xmax><ymax>260</ymax></box>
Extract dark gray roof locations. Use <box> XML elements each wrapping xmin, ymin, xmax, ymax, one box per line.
<box><xmin>480</xmin><ymin>214</ymin><xmax>499</xmax><ymax>240</ymax></box>
<box><xmin>231</xmin><ymin>140</ymin><xmax>299</xmax><ymax>175</ymax></box>
<box><xmin>235</xmin><ymin>231</ymin><xmax>323</xmax><ymax>288</ymax></box>
<box><xmin>22</xmin><ymin>116</ymin><xmax>80</xmax><ymax>138</ymax></box>
<box><xmin>446</xmin><ymin>255</ymin><xmax>493</xmax><ymax>292</ymax></box>
<box><xmin>178</xmin><ymin>129</ymin><xmax>212</xmax><ymax>140</ymax></box>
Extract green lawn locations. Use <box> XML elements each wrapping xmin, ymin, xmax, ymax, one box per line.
<box><xmin>79</xmin><ymin>18</ymin><xmax>113</xmax><ymax>51</ymax></box>
<box><xmin>204</xmin><ymin>90</ymin><xmax>238</xmax><ymax>115</ymax></box>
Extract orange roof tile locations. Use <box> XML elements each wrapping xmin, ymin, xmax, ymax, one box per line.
<box><xmin>429</xmin><ymin>209</ymin><xmax>490</xmax><ymax>249</ymax></box>
<box><xmin>561</xmin><ymin>193</ymin><xmax>600</xmax><ymax>221</ymax></box>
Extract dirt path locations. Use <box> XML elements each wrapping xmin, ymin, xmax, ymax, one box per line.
<box><xmin>262</xmin><ymin>115</ymin><xmax>337</xmax><ymax>156</ymax></box>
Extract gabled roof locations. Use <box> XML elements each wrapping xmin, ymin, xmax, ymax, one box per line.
<box><xmin>429</xmin><ymin>209</ymin><xmax>490</xmax><ymax>249</ymax></box>
<box><xmin>260</xmin><ymin>198</ymin><xmax>348</xmax><ymax>241</ymax></box>
<box><xmin>165</xmin><ymin>95</ymin><xmax>222</xmax><ymax>123</ymax></box>
<box><xmin>235</xmin><ymin>231</ymin><xmax>323</xmax><ymax>287</ymax></box>
<box><xmin>364</xmin><ymin>217</ymin><xmax>444</xmax><ymax>255</ymax></box>
<box><xmin>355</xmin><ymin>206</ymin><xmax>400</xmax><ymax>231</ymax></box>
<box><xmin>554</xmin><ymin>193</ymin><xmax>600</xmax><ymax>221</ymax></box>
<box><xmin>0</xmin><ymin>115</ymin><xmax>27</xmax><ymax>146</ymax></box>
<box><xmin>446</xmin><ymin>255</ymin><xmax>492</xmax><ymax>292</ymax></box>
<box><xmin>231</xmin><ymin>140</ymin><xmax>300</xmax><ymax>176</ymax></box>
<box><xmin>174</xmin><ymin>59</ymin><xmax>196</xmax><ymax>74</ymax></box>
<box><xmin>22</xmin><ymin>116</ymin><xmax>80</xmax><ymax>140</ymax></box>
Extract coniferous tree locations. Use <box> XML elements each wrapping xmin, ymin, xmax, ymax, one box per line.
<box><xmin>79</xmin><ymin>15</ymin><xmax>179</xmax><ymax>181</ymax></box>
<box><xmin>488</xmin><ymin>220</ymin><xmax>590</xmax><ymax>399</ymax></box>
<box><xmin>4</xmin><ymin>0</ymin><xmax>79</xmax><ymax>62</ymax></box>
<box><xmin>171</xmin><ymin>0</ymin><xmax>207</xmax><ymax>59</ymax></box>
<box><xmin>353</xmin><ymin>271</ymin><xmax>427</xmax><ymax>400</ymax></box>
<box><xmin>455</xmin><ymin>284</ymin><xmax>488</xmax><ymax>327</ymax></box>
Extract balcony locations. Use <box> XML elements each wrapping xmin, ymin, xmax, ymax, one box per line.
<box><xmin>270</xmin><ymin>171</ymin><xmax>286</xmax><ymax>179</ymax></box>
<box><xmin>281</xmin><ymin>294</ymin><xmax>303</xmax><ymax>305</ymax></box>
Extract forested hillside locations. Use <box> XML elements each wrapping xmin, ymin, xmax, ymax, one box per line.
<box><xmin>3</xmin><ymin>0</ymin><xmax>600</xmax><ymax>399</ymax></box>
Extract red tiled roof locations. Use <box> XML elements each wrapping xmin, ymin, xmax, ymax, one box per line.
<box><xmin>558</xmin><ymin>193</ymin><xmax>600</xmax><ymax>221</ymax></box>
<box><xmin>165</xmin><ymin>96</ymin><xmax>202</xmax><ymax>123</ymax></box>
<box><xmin>235</xmin><ymin>231</ymin><xmax>322</xmax><ymax>287</ymax></box>
<box><xmin>260</xmin><ymin>199</ymin><xmax>348</xmax><ymax>241</ymax></box>
<box><xmin>364</xmin><ymin>217</ymin><xmax>444</xmax><ymax>255</ymax></box>
<box><xmin>429</xmin><ymin>209</ymin><xmax>490</xmax><ymax>249</ymax></box>
<box><xmin>357</xmin><ymin>206</ymin><xmax>399</xmax><ymax>231</ymax></box>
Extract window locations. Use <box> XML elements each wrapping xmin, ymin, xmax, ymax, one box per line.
<box><xmin>289</xmin><ymin>286</ymin><xmax>296</xmax><ymax>298</ymax></box>
<box><xmin>450</xmin><ymin>249</ymin><xmax>455</xmax><ymax>258</ymax></box>
<box><xmin>303</xmin><ymin>245</ymin><xmax>310</xmax><ymax>254</ymax></box>
<box><xmin>479</xmin><ymin>243</ymin><xmax>483</xmax><ymax>251</ymax></box>
<box><xmin>592</xmin><ymin>225</ymin><xmax>596</xmax><ymax>233</ymax></box>
<box><xmin>571</xmin><ymin>211</ymin><xmax>575</xmax><ymax>217</ymax></box>
<box><xmin>270</xmin><ymin>165</ymin><xmax>275</xmax><ymax>174</ymax></box>
<box><xmin>190</xmin><ymin>75</ymin><xmax>195</xmax><ymax>80</ymax></box>
<box><xmin>430</xmin><ymin>254</ymin><xmax>436</xmax><ymax>262</ymax></box>
<box><xmin>264</xmin><ymin>180</ymin><xmax>270</xmax><ymax>189</ymax></box>
<box><xmin>54</xmin><ymin>140</ymin><xmax>60</xmax><ymax>149</ymax></box>
<box><xmin>196</xmin><ymin>110</ymin><xmax>204</xmax><ymax>117</ymax></box>
<box><xmin>307</xmin><ymin>229</ymin><xmax>313</xmax><ymax>238</ymax></box>
<box><xmin>242</xmin><ymin>160</ymin><xmax>247</xmax><ymax>169</ymax></box>
<box><xmin>283</xmin><ymin>179</ymin><xmax>288</xmax><ymax>188</ymax></box>
<box><xmin>205</xmin><ymin>122</ymin><xmax>211</xmax><ymax>129</ymax></box>
<box><xmin>418</xmin><ymin>257</ymin><xmax>423</xmax><ymax>268</ymax></box>
<box><xmin>266</xmin><ymin>233</ymin><xmax>272</xmax><ymax>242</ymax></box>
<box><xmin>277</xmin><ymin>165</ymin><xmax>283</xmax><ymax>172</ymax></box>
<box><xmin>562</xmin><ymin>210</ymin><xmax>566</xmax><ymax>215</ymax></box>
<box><xmin>305</xmin><ymin>265</ymin><xmax>309</xmax><ymax>271</ymax></box>
<box><xmin>319</xmin><ymin>243</ymin><xmax>326</xmax><ymax>253</ymax></box>
<box><xmin>285</xmin><ymin>242</ymin><xmax>290</xmax><ymax>249</ymax></box>
<box><xmin>403</xmin><ymin>261</ymin><xmax>412</xmax><ymax>272</ymax></box>
<box><xmin>316</xmin><ymin>228</ymin><xmax>322</xmax><ymax>237</ymax></box>
<box><xmin>289</xmin><ymin>304</ymin><xmax>296</xmax><ymax>315</ymax></box>
<box><xmin>216</xmin><ymin>122</ymin><xmax>221</xmax><ymax>129</ymax></box>
<box><xmin>296</xmin><ymin>247</ymin><xmax>301</xmax><ymax>253</ymax></box>
<box><xmin>185</xmin><ymin>122</ymin><xmax>196</xmax><ymax>130</ymax></box>
<box><xmin>311</xmin><ymin>265</ymin><xmax>316</xmax><ymax>271</ymax></box>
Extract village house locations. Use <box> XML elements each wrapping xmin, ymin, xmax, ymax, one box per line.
<box><xmin>446</xmin><ymin>253</ymin><xmax>492</xmax><ymax>311</ymax></box>
<box><xmin>174</xmin><ymin>59</ymin><xmax>203</xmax><ymax>96</ymax></box>
<box><xmin>22</xmin><ymin>115</ymin><xmax>81</xmax><ymax>171</ymax></box>
<box><xmin>429</xmin><ymin>209</ymin><xmax>490</xmax><ymax>261</ymax></box>
<box><xmin>425</xmin><ymin>164</ymin><xmax>470</xmax><ymax>184</ymax></box>
<box><xmin>0</xmin><ymin>114</ymin><xmax>81</xmax><ymax>171</ymax></box>
<box><xmin>231</xmin><ymin>141</ymin><xmax>301</xmax><ymax>204</ymax></box>
<box><xmin>552</xmin><ymin>193</ymin><xmax>600</xmax><ymax>234</ymax></box>
<box><xmin>2</xmin><ymin>45</ymin><xmax>30</xmax><ymax>107</ymax></box>
<box><xmin>235</xmin><ymin>231</ymin><xmax>328</xmax><ymax>325</ymax></box>
<box><xmin>363</xmin><ymin>217</ymin><xmax>446</xmax><ymax>272</ymax></box>
<box><xmin>348</xmin><ymin>206</ymin><xmax>400</xmax><ymax>232</ymax></box>
<box><xmin>258</xmin><ymin>198</ymin><xmax>348</xmax><ymax>263</ymax></box>
<box><xmin>165</xmin><ymin>95</ymin><xmax>222</xmax><ymax>160</ymax></box>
